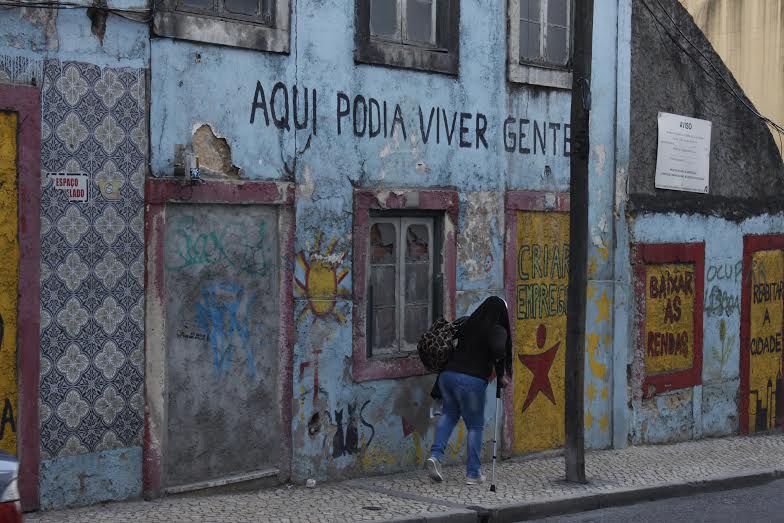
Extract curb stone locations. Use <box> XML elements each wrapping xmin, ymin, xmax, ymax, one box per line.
<box><xmin>367</xmin><ymin>468</ymin><xmax>784</xmax><ymax>523</ymax></box>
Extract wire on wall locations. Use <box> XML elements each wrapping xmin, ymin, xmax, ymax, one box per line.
<box><xmin>638</xmin><ymin>0</ymin><xmax>784</xmax><ymax>149</ymax></box>
<box><xmin>0</xmin><ymin>0</ymin><xmax>151</xmax><ymax>22</ymax></box>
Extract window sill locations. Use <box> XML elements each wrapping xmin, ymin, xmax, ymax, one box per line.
<box><xmin>508</xmin><ymin>62</ymin><xmax>572</xmax><ymax>89</ymax></box>
<box><xmin>352</xmin><ymin>353</ymin><xmax>430</xmax><ymax>382</ymax></box>
<box><xmin>153</xmin><ymin>10</ymin><xmax>290</xmax><ymax>53</ymax></box>
<box><xmin>355</xmin><ymin>39</ymin><xmax>458</xmax><ymax>76</ymax></box>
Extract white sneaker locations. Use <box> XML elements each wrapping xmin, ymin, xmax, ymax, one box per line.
<box><xmin>426</xmin><ymin>457</ymin><xmax>443</xmax><ymax>482</ymax></box>
<box><xmin>466</xmin><ymin>474</ymin><xmax>486</xmax><ymax>485</ymax></box>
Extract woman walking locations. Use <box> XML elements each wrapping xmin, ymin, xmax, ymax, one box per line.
<box><xmin>426</xmin><ymin>296</ymin><xmax>512</xmax><ymax>485</ymax></box>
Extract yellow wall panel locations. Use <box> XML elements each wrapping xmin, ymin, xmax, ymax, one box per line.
<box><xmin>0</xmin><ymin>111</ymin><xmax>18</xmax><ymax>455</ymax></box>
<box><xmin>513</xmin><ymin>211</ymin><xmax>569</xmax><ymax>454</ymax></box>
<box><xmin>644</xmin><ymin>263</ymin><xmax>696</xmax><ymax>375</ymax></box>
<box><xmin>747</xmin><ymin>249</ymin><xmax>783</xmax><ymax>433</ymax></box>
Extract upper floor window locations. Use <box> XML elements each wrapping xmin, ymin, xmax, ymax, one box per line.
<box><xmin>153</xmin><ymin>0</ymin><xmax>290</xmax><ymax>53</ymax></box>
<box><xmin>355</xmin><ymin>0</ymin><xmax>460</xmax><ymax>75</ymax></box>
<box><xmin>371</xmin><ymin>0</ymin><xmax>436</xmax><ymax>46</ymax></box>
<box><xmin>508</xmin><ymin>0</ymin><xmax>572</xmax><ymax>88</ymax></box>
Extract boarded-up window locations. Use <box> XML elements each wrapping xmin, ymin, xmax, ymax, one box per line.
<box><xmin>368</xmin><ymin>216</ymin><xmax>437</xmax><ymax>356</ymax></box>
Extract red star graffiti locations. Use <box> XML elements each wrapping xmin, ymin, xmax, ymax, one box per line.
<box><xmin>519</xmin><ymin>324</ymin><xmax>561</xmax><ymax>413</ymax></box>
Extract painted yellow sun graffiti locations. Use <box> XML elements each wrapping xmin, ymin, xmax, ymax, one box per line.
<box><xmin>295</xmin><ymin>232</ymin><xmax>350</xmax><ymax>324</ymax></box>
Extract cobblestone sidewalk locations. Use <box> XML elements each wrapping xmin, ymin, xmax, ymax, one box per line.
<box><xmin>26</xmin><ymin>433</ymin><xmax>784</xmax><ymax>523</ymax></box>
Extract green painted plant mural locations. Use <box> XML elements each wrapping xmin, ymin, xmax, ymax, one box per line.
<box><xmin>711</xmin><ymin>319</ymin><xmax>735</xmax><ymax>379</ymax></box>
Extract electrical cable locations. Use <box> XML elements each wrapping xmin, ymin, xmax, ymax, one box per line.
<box><xmin>638</xmin><ymin>0</ymin><xmax>784</xmax><ymax>148</ymax></box>
<box><xmin>649</xmin><ymin>0</ymin><xmax>784</xmax><ymax>135</ymax></box>
<box><xmin>0</xmin><ymin>1</ymin><xmax>151</xmax><ymax>22</ymax></box>
<box><xmin>642</xmin><ymin>0</ymin><xmax>759</xmax><ymax>127</ymax></box>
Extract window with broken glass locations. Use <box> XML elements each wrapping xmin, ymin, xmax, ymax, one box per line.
<box><xmin>355</xmin><ymin>0</ymin><xmax>459</xmax><ymax>75</ymax></box>
<box><xmin>508</xmin><ymin>0</ymin><xmax>572</xmax><ymax>88</ymax></box>
<box><xmin>153</xmin><ymin>0</ymin><xmax>289</xmax><ymax>52</ymax></box>
<box><xmin>367</xmin><ymin>216</ymin><xmax>442</xmax><ymax>357</ymax></box>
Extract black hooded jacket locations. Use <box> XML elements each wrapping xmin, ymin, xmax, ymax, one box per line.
<box><xmin>444</xmin><ymin>296</ymin><xmax>513</xmax><ymax>382</ymax></box>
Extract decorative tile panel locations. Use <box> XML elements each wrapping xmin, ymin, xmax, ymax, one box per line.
<box><xmin>39</xmin><ymin>60</ymin><xmax>146</xmax><ymax>459</ymax></box>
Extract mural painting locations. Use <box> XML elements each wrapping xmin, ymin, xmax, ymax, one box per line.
<box><xmin>743</xmin><ymin>247</ymin><xmax>783</xmax><ymax>433</ymax></box>
<box><xmin>0</xmin><ymin>112</ymin><xmax>18</xmax><ymax>455</ymax></box>
<box><xmin>513</xmin><ymin>211</ymin><xmax>569</xmax><ymax>454</ymax></box>
<box><xmin>634</xmin><ymin>243</ymin><xmax>704</xmax><ymax>398</ymax></box>
<box><xmin>644</xmin><ymin>263</ymin><xmax>696</xmax><ymax>376</ymax></box>
<box><xmin>332</xmin><ymin>401</ymin><xmax>374</xmax><ymax>458</ymax></box>
<box><xmin>163</xmin><ymin>204</ymin><xmax>281</xmax><ymax>487</ymax></box>
<box><xmin>294</xmin><ymin>232</ymin><xmax>349</xmax><ymax>325</ymax></box>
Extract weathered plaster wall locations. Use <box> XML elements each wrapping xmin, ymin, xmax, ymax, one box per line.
<box><xmin>627</xmin><ymin>0</ymin><xmax>784</xmax><ymax>445</ymax></box>
<box><xmin>0</xmin><ymin>4</ymin><xmax>150</xmax><ymax>509</ymax></box>
<box><xmin>630</xmin><ymin>0</ymin><xmax>784</xmax><ymax>220</ymax></box>
<box><xmin>147</xmin><ymin>0</ymin><xmax>577</xmax><ymax>483</ymax></box>
<box><xmin>680</xmin><ymin>0</ymin><xmax>784</xmax><ymax>158</ymax></box>
<box><xmin>2</xmin><ymin>0</ymin><xmax>634</xmax><ymax>506</ymax></box>
<box><xmin>39</xmin><ymin>446</ymin><xmax>142</xmax><ymax>510</ymax></box>
<box><xmin>163</xmin><ymin>204</ymin><xmax>282</xmax><ymax>487</ymax></box>
<box><xmin>630</xmin><ymin>213</ymin><xmax>784</xmax><ymax>443</ymax></box>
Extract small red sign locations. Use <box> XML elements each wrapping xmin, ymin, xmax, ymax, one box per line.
<box><xmin>49</xmin><ymin>172</ymin><xmax>88</xmax><ymax>202</ymax></box>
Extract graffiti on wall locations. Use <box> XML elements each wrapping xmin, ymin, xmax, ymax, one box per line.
<box><xmin>194</xmin><ymin>282</ymin><xmax>259</xmax><ymax>379</ymax></box>
<box><xmin>166</xmin><ymin>214</ymin><xmax>271</xmax><ymax>277</ymax></box>
<box><xmin>294</xmin><ymin>232</ymin><xmax>349</xmax><ymax>324</ymax></box>
<box><xmin>644</xmin><ymin>263</ymin><xmax>696</xmax><ymax>375</ymax></box>
<box><xmin>711</xmin><ymin>318</ymin><xmax>735</xmax><ymax>380</ymax></box>
<box><xmin>745</xmin><ymin>249</ymin><xmax>783</xmax><ymax>433</ymax></box>
<box><xmin>250</xmin><ymin>81</ymin><xmax>571</xmax><ymax>157</ymax></box>
<box><xmin>331</xmin><ymin>400</ymin><xmax>374</xmax><ymax>458</ymax></box>
<box><xmin>0</xmin><ymin>111</ymin><xmax>18</xmax><ymax>454</ymax></box>
<box><xmin>513</xmin><ymin>211</ymin><xmax>569</xmax><ymax>454</ymax></box>
<box><xmin>635</xmin><ymin>243</ymin><xmax>704</xmax><ymax>398</ymax></box>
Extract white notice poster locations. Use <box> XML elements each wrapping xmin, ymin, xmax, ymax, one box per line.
<box><xmin>49</xmin><ymin>172</ymin><xmax>89</xmax><ymax>202</ymax></box>
<box><xmin>655</xmin><ymin>112</ymin><xmax>711</xmax><ymax>194</ymax></box>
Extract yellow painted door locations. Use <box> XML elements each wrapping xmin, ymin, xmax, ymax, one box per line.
<box><xmin>0</xmin><ymin>111</ymin><xmax>19</xmax><ymax>455</ymax></box>
<box><xmin>747</xmin><ymin>249</ymin><xmax>783</xmax><ymax>433</ymax></box>
<box><xmin>512</xmin><ymin>211</ymin><xmax>569</xmax><ymax>454</ymax></box>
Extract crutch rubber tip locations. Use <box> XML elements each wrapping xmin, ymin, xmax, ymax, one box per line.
<box><xmin>490</xmin><ymin>484</ymin><xmax>496</xmax><ymax>492</ymax></box>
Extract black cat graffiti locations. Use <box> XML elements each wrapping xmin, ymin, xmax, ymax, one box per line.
<box><xmin>332</xmin><ymin>409</ymin><xmax>345</xmax><ymax>458</ymax></box>
<box><xmin>331</xmin><ymin>400</ymin><xmax>374</xmax><ymax>458</ymax></box>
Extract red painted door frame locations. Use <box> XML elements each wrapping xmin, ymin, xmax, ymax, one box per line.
<box><xmin>143</xmin><ymin>179</ymin><xmax>296</xmax><ymax>498</ymax></box>
<box><xmin>503</xmin><ymin>190</ymin><xmax>570</xmax><ymax>456</ymax></box>
<box><xmin>0</xmin><ymin>84</ymin><xmax>42</xmax><ymax>511</ymax></box>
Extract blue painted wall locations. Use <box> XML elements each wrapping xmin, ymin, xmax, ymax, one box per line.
<box><xmin>629</xmin><ymin>213</ymin><xmax>784</xmax><ymax>442</ymax></box>
<box><xmin>18</xmin><ymin>0</ymin><xmax>777</xmax><ymax>509</ymax></box>
<box><xmin>146</xmin><ymin>0</ymin><xmax>575</xmax><ymax>483</ymax></box>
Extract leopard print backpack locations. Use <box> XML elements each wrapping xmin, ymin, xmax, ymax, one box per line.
<box><xmin>417</xmin><ymin>317</ymin><xmax>467</xmax><ymax>372</ymax></box>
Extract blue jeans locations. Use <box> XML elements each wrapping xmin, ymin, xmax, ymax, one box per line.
<box><xmin>430</xmin><ymin>370</ymin><xmax>487</xmax><ymax>478</ymax></box>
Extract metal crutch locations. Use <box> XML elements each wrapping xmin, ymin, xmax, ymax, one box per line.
<box><xmin>490</xmin><ymin>378</ymin><xmax>501</xmax><ymax>492</ymax></box>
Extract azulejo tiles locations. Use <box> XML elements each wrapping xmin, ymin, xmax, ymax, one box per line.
<box><xmin>39</xmin><ymin>59</ymin><xmax>146</xmax><ymax>460</ymax></box>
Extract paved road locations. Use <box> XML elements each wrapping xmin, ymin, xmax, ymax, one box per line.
<box><xmin>527</xmin><ymin>478</ymin><xmax>784</xmax><ymax>522</ymax></box>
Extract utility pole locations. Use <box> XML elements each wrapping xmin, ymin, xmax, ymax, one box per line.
<box><xmin>565</xmin><ymin>0</ymin><xmax>593</xmax><ymax>484</ymax></box>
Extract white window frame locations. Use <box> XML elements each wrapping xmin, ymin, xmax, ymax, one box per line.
<box><xmin>367</xmin><ymin>216</ymin><xmax>435</xmax><ymax>357</ymax></box>
<box><xmin>507</xmin><ymin>0</ymin><xmax>573</xmax><ymax>89</ymax></box>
